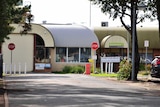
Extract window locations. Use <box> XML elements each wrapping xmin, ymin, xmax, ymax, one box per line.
<box><xmin>35</xmin><ymin>47</ymin><xmax>50</xmax><ymax>63</ymax></box>
<box><xmin>35</xmin><ymin>35</ymin><xmax>50</xmax><ymax>63</ymax></box>
<box><xmin>56</xmin><ymin>48</ymin><xmax>66</xmax><ymax>62</ymax></box>
<box><xmin>80</xmin><ymin>48</ymin><xmax>91</xmax><ymax>62</ymax></box>
<box><xmin>68</xmin><ymin>48</ymin><xmax>79</xmax><ymax>62</ymax></box>
<box><xmin>56</xmin><ymin>47</ymin><xmax>91</xmax><ymax>63</ymax></box>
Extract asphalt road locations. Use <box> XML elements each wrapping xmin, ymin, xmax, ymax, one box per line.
<box><xmin>4</xmin><ymin>73</ymin><xmax>160</xmax><ymax>107</ymax></box>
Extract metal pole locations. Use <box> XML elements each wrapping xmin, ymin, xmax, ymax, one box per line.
<box><xmin>11</xmin><ymin>50</ymin><xmax>13</xmax><ymax>73</ymax></box>
<box><xmin>91</xmin><ymin>50</ymin><xmax>95</xmax><ymax>73</ymax></box>
<box><xmin>89</xmin><ymin>1</ymin><xmax>91</xmax><ymax>27</ymax></box>
<box><xmin>131</xmin><ymin>1</ymin><xmax>136</xmax><ymax>81</ymax></box>
<box><xmin>145</xmin><ymin>47</ymin><xmax>147</xmax><ymax>71</ymax></box>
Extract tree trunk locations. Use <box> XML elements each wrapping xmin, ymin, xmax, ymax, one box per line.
<box><xmin>127</xmin><ymin>0</ymin><xmax>140</xmax><ymax>81</ymax></box>
<box><xmin>134</xmin><ymin>31</ymin><xmax>140</xmax><ymax>80</ymax></box>
<box><xmin>127</xmin><ymin>29</ymin><xmax>140</xmax><ymax>81</ymax></box>
<box><xmin>156</xmin><ymin>0</ymin><xmax>160</xmax><ymax>36</ymax></box>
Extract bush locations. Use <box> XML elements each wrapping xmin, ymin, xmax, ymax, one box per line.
<box><xmin>139</xmin><ymin>63</ymin><xmax>152</xmax><ymax>71</ymax></box>
<box><xmin>94</xmin><ymin>68</ymin><xmax>101</xmax><ymax>74</ymax></box>
<box><xmin>146</xmin><ymin>64</ymin><xmax>151</xmax><ymax>71</ymax></box>
<box><xmin>71</xmin><ymin>66</ymin><xmax>85</xmax><ymax>74</ymax></box>
<box><xmin>62</xmin><ymin>65</ymin><xmax>85</xmax><ymax>74</ymax></box>
<box><xmin>139</xmin><ymin>63</ymin><xmax>152</xmax><ymax>72</ymax></box>
<box><xmin>62</xmin><ymin>66</ymin><xmax>72</xmax><ymax>73</ymax></box>
<box><xmin>117</xmin><ymin>59</ymin><xmax>131</xmax><ymax>80</ymax></box>
<box><xmin>139</xmin><ymin>63</ymin><xmax>145</xmax><ymax>71</ymax></box>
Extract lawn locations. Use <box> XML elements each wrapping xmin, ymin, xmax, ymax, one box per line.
<box><xmin>91</xmin><ymin>73</ymin><xmax>117</xmax><ymax>78</ymax></box>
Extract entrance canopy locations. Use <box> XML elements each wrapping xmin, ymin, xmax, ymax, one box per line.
<box><xmin>11</xmin><ymin>24</ymin><xmax>99</xmax><ymax>48</ymax></box>
<box><xmin>11</xmin><ymin>24</ymin><xmax>55</xmax><ymax>47</ymax></box>
<box><xmin>101</xmin><ymin>35</ymin><xmax>128</xmax><ymax>48</ymax></box>
<box><xmin>42</xmin><ymin>24</ymin><xmax>99</xmax><ymax>47</ymax></box>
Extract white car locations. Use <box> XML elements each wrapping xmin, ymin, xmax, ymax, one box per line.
<box><xmin>151</xmin><ymin>56</ymin><xmax>160</xmax><ymax>78</ymax></box>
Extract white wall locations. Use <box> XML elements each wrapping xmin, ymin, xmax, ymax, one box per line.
<box><xmin>2</xmin><ymin>34</ymin><xmax>34</xmax><ymax>72</ymax></box>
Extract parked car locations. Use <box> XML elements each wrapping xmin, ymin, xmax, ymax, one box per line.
<box><xmin>150</xmin><ymin>56</ymin><xmax>160</xmax><ymax>78</ymax></box>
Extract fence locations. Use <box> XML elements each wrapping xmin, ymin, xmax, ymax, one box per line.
<box><xmin>3</xmin><ymin>62</ymin><xmax>27</xmax><ymax>74</ymax></box>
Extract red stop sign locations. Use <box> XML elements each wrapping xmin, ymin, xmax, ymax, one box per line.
<box><xmin>91</xmin><ymin>42</ymin><xmax>98</xmax><ymax>50</ymax></box>
<box><xmin>8</xmin><ymin>43</ymin><xmax>15</xmax><ymax>50</ymax></box>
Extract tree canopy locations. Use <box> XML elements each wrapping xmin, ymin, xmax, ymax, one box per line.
<box><xmin>89</xmin><ymin>0</ymin><xmax>158</xmax><ymax>32</ymax></box>
<box><xmin>0</xmin><ymin>0</ymin><xmax>32</xmax><ymax>43</ymax></box>
<box><xmin>89</xmin><ymin>0</ymin><xmax>159</xmax><ymax>80</ymax></box>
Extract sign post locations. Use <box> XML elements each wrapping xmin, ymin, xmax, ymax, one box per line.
<box><xmin>144</xmin><ymin>40</ymin><xmax>149</xmax><ymax>71</ymax></box>
<box><xmin>91</xmin><ymin>42</ymin><xmax>98</xmax><ymax>73</ymax></box>
<box><xmin>8</xmin><ymin>43</ymin><xmax>15</xmax><ymax>72</ymax></box>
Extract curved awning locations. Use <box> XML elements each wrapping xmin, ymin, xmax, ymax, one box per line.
<box><xmin>94</xmin><ymin>27</ymin><xmax>160</xmax><ymax>49</ymax></box>
<box><xmin>10</xmin><ymin>24</ymin><xmax>99</xmax><ymax>48</ymax></box>
<box><xmin>101</xmin><ymin>35</ymin><xmax>128</xmax><ymax>48</ymax></box>
<box><xmin>42</xmin><ymin>24</ymin><xmax>99</xmax><ymax>47</ymax></box>
<box><xmin>11</xmin><ymin>24</ymin><xmax>55</xmax><ymax>47</ymax></box>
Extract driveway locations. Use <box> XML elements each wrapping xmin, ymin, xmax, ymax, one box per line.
<box><xmin>4</xmin><ymin>73</ymin><xmax>160</xmax><ymax>107</ymax></box>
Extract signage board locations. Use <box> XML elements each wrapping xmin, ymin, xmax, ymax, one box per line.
<box><xmin>101</xmin><ymin>57</ymin><xmax>121</xmax><ymax>63</ymax></box>
<box><xmin>35</xmin><ymin>63</ymin><xmax>45</xmax><ymax>70</ymax></box>
<box><xmin>144</xmin><ymin>40</ymin><xmax>149</xmax><ymax>47</ymax></box>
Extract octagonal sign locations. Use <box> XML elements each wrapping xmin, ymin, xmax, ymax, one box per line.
<box><xmin>8</xmin><ymin>43</ymin><xmax>15</xmax><ymax>50</ymax></box>
<box><xmin>91</xmin><ymin>42</ymin><xmax>98</xmax><ymax>50</ymax></box>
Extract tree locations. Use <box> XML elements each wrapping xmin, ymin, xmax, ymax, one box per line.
<box><xmin>89</xmin><ymin>0</ymin><xmax>158</xmax><ymax>80</ymax></box>
<box><xmin>155</xmin><ymin>0</ymin><xmax>160</xmax><ymax>35</ymax></box>
<box><xmin>0</xmin><ymin>0</ymin><xmax>32</xmax><ymax>43</ymax></box>
<box><xmin>0</xmin><ymin>0</ymin><xmax>32</xmax><ymax>78</ymax></box>
<box><xmin>145</xmin><ymin>0</ymin><xmax>160</xmax><ymax>35</ymax></box>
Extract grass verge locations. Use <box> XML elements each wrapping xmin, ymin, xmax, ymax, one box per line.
<box><xmin>91</xmin><ymin>73</ymin><xmax>117</xmax><ymax>78</ymax></box>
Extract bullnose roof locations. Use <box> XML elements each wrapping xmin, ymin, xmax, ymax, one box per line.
<box><xmin>94</xmin><ymin>26</ymin><xmax>160</xmax><ymax>48</ymax></box>
<box><xmin>42</xmin><ymin>24</ymin><xmax>99</xmax><ymax>47</ymax></box>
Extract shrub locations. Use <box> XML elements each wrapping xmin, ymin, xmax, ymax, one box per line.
<box><xmin>62</xmin><ymin>65</ymin><xmax>85</xmax><ymax>74</ymax></box>
<box><xmin>146</xmin><ymin>64</ymin><xmax>151</xmax><ymax>71</ymax></box>
<box><xmin>117</xmin><ymin>59</ymin><xmax>131</xmax><ymax>80</ymax></box>
<box><xmin>139</xmin><ymin>63</ymin><xmax>151</xmax><ymax>71</ymax></box>
<box><xmin>71</xmin><ymin>66</ymin><xmax>84</xmax><ymax>74</ymax></box>
<box><xmin>62</xmin><ymin>66</ymin><xmax>72</xmax><ymax>73</ymax></box>
<box><xmin>139</xmin><ymin>63</ymin><xmax>145</xmax><ymax>71</ymax></box>
<box><xmin>94</xmin><ymin>68</ymin><xmax>101</xmax><ymax>74</ymax></box>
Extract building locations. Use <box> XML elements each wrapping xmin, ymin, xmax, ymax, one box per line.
<box><xmin>2</xmin><ymin>23</ymin><xmax>99</xmax><ymax>72</ymax></box>
<box><xmin>94</xmin><ymin>27</ymin><xmax>159</xmax><ymax>60</ymax></box>
<box><xmin>94</xmin><ymin>26</ymin><xmax>159</xmax><ymax>72</ymax></box>
<box><xmin>2</xmin><ymin>24</ymin><xmax>160</xmax><ymax>73</ymax></box>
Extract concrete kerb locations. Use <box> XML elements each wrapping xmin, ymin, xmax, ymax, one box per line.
<box><xmin>0</xmin><ymin>78</ymin><xmax>5</xmax><ymax>106</ymax></box>
<box><xmin>0</xmin><ymin>78</ymin><xmax>8</xmax><ymax>107</ymax></box>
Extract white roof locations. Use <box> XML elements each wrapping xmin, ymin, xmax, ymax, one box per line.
<box><xmin>42</xmin><ymin>24</ymin><xmax>99</xmax><ymax>47</ymax></box>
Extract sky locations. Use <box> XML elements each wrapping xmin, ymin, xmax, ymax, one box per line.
<box><xmin>23</xmin><ymin>0</ymin><xmax>158</xmax><ymax>27</ymax></box>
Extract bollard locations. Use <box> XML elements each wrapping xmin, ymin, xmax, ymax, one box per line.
<box><xmin>14</xmin><ymin>64</ymin><xmax>16</xmax><ymax>74</ymax></box>
<box><xmin>3</xmin><ymin>63</ymin><xmax>5</xmax><ymax>75</ymax></box>
<box><xmin>19</xmin><ymin>63</ymin><xmax>21</xmax><ymax>74</ymax></box>
<box><xmin>24</xmin><ymin>63</ymin><xmax>27</xmax><ymax>74</ymax></box>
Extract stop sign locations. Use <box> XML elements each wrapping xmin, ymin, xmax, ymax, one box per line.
<box><xmin>91</xmin><ymin>42</ymin><xmax>98</xmax><ymax>50</ymax></box>
<box><xmin>8</xmin><ymin>43</ymin><xmax>15</xmax><ymax>50</ymax></box>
